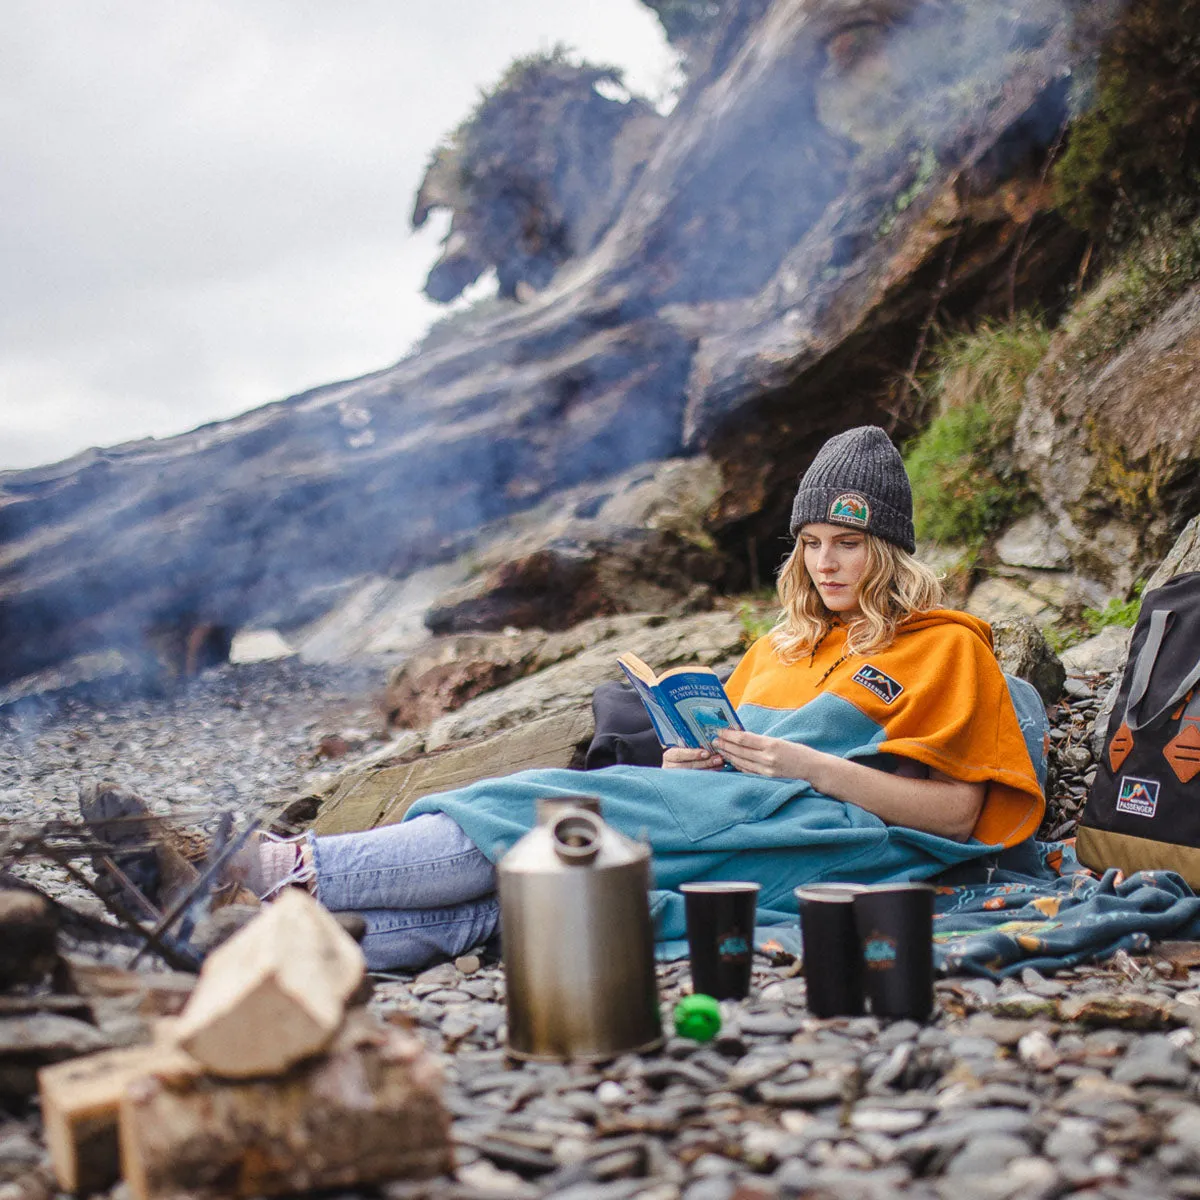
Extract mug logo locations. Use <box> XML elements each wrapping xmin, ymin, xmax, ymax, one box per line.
<box><xmin>1116</xmin><ymin>775</ymin><xmax>1160</xmax><ymax>818</ymax></box>
<box><xmin>718</xmin><ymin>932</ymin><xmax>750</xmax><ymax>960</ymax></box>
<box><xmin>829</xmin><ymin>492</ymin><xmax>870</xmax><ymax>527</ymax></box>
<box><xmin>852</xmin><ymin>664</ymin><xmax>904</xmax><ymax>704</ymax></box>
<box><xmin>863</xmin><ymin>933</ymin><xmax>898</xmax><ymax>971</ymax></box>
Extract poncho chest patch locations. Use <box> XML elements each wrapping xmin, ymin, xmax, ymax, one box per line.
<box><xmin>851</xmin><ymin>664</ymin><xmax>904</xmax><ymax>704</ymax></box>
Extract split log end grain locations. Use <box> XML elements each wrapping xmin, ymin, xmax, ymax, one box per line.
<box><xmin>172</xmin><ymin>888</ymin><xmax>365</xmax><ymax>1078</ymax></box>
<box><xmin>38</xmin><ymin>1043</ymin><xmax>198</xmax><ymax>1195</ymax></box>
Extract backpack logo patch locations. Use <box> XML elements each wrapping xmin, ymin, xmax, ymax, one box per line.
<box><xmin>1116</xmin><ymin>775</ymin><xmax>1160</xmax><ymax>819</ymax></box>
<box><xmin>829</xmin><ymin>492</ymin><xmax>870</xmax><ymax>527</ymax></box>
<box><xmin>852</xmin><ymin>664</ymin><xmax>904</xmax><ymax>704</ymax></box>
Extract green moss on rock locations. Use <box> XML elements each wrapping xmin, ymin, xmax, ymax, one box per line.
<box><xmin>1053</xmin><ymin>0</ymin><xmax>1200</xmax><ymax>236</ymax></box>
<box><xmin>904</xmin><ymin>315</ymin><xmax>1051</xmax><ymax>546</ymax></box>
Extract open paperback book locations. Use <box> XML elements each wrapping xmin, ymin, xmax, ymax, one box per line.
<box><xmin>616</xmin><ymin>652</ymin><xmax>745</xmax><ymax>756</ymax></box>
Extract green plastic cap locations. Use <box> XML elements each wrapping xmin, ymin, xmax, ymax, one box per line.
<box><xmin>674</xmin><ymin>993</ymin><xmax>722</xmax><ymax>1042</ymax></box>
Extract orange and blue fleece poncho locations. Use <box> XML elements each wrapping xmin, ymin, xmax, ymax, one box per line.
<box><xmin>407</xmin><ymin>608</ymin><xmax>1045</xmax><ymax>943</ymax></box>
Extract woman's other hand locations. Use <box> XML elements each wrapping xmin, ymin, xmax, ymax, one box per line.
<box><xmin>712</xmin><ymin>729</ymin><xmax>813</xmax><ymax>779</ymax></box>
<box><xmin>662</xmin><ymin>746</ymin><xmax>725</xmax><ymax>770</ymax></box>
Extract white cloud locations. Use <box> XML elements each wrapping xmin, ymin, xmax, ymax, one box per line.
<box><xmin>0</xmin><ymin>0</ymin><xmax>676</xmax><ymax>470</ymax></box>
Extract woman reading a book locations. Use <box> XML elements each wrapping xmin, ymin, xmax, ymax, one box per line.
<box><xmin>236</xmin><ymin>426</ymin><xmax>1044</xmax><ymax>970</ymax></box>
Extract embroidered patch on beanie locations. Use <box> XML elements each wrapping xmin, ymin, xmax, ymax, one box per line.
<box><xmin>828</xmin><ymin>492</ymin><xmax>870</xmax><ymax>527</ymax></box>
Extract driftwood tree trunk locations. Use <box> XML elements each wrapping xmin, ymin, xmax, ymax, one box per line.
<box><xmin>0</xmin><ymin>0</ymin><xmax>1094</xmax><ymax>690</ymax></box>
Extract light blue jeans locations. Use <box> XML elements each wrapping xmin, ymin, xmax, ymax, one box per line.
<box><xmin>309</xmin><ymin>813</ymin><xmax>499</xmax><ymax>972</ymax></box>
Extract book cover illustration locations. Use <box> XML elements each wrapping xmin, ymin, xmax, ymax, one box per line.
<box><xmin>616</xmin><ymin>652</ymin><xmax>745</xmax><ymax>756</ymax></box>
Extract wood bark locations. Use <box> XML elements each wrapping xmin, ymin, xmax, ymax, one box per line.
<box><xmin>171</xmin><ymin>888</ymin><xmax>364</xmax><ymax>1078</ymax></box>
<box><xmin>64</xmin><ymin>958</ymin><xmax>196</xmax><ymax>1017</ymax></box>
<box><xmin>119</xmin><ymin>1013</ymin><xmax>452</xmax><ymax>1200</ymax></box>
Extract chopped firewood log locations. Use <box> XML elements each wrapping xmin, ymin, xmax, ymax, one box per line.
<box><xmin>0</xmin><ymin>887</ymin><xmax>59</xmax><ymax>989</ymax></box>
<box><xmin>119</xmin><ymin>1011</ymin><xmax>453</xmax><ymax>1200</ymax></box>
<box><xmin>39</xmin><ymin>1042</ymin><xmax>197</xmax><ymax>1195</ymax></box>
<box><xmin>63</xmin><ymin>959</ymin><xmax>196</xmax><ymax>1017</ymax></box>
<box><xmin>170</xmin><ymin>888</ymin><xmax>365</xmax><ymax>1077</ymax></box>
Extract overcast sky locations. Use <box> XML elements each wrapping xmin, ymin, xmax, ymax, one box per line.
<box><xmin>0</xmin><ymin>1</ymin><xmax>677</xmax><ymax>471</ymax></box>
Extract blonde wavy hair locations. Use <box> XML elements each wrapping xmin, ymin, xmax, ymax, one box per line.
<box><xmin>769</xmin><ymin>530</ymin><xmax>943</xmax><ymax>663</ymax></box>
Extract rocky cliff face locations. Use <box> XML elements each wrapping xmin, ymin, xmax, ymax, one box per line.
<box><xmin>0</xmin><ymin>0</ymin><xmax>1134</xmax><ymax>689</ymax></box>
<box><xmin>1016</xmin><ymin>239</ymin><xmax>1200</xmax><ymax>591</ymax></box>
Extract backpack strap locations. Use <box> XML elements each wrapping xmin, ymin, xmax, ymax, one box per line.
<box><xmin>1123</xmin><ymin>608</ymin><xmax>1200</xmax><ymax>731</ymax></box>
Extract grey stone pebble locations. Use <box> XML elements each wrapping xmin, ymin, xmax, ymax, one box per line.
<box><xmin>943</xmin><ymin>1132</ymin><xmax>1034</xmax><ymax>1176</ymax></box>
<box><xmin>17</xmin><ymin>652</ymin><xmax>1200</xmax><ymax>1200</ymax></box>
<box><xmin>947</xmin><ymin>1036</ymin><xmax>1001</xmax><ymax>1061</ymax></box>
<box><xmin>0</xmin><ymin>1126</ymin><xmax>44</xmax><ymax>1184</ymax></box>
<box><xmin>681</xmin><ymin>1179</ymin><xmax>735</xmax><ymax>1200</ymax></box>
<box><xmin>726</xmin><ymin>1055</ymin><xmax>790</xmax><ymax>1090</ymax></box>
<box><xmin>423</xmin><ymin>987</ymin><xmax>476</xmax><ymax>1005</ymax></box>
<box><xmin>739</xmin><ymin>1012</ymin><xmax>805</xmax><ymax>1037</ymax></box>
<box><xmin>866</xmin><ymin>1042</ymin><xmax>913</xmax><ymax>1092</ymax></box>
<box><xmin>1112</xmin><ymin>1034</ymin><xmax>1192</xmax><ymax>1087</ymax></box>
<box><xmin>849</xmin><ymin>1105</ymin><xmax>929</xmax><ymax>1135</ymax></box>
<box><xmin>892</xmin><ymin>1108</ymin><xmax>1035</xmax><ymax>1164</ymax></box>
<box><xmin>756</xmin><ymin>1077</ymin><xmax>845</xmax><ymax>1107</ymax></box>
<box><xmin>1042</xmin><ymin>1115</ymin><xmax>1102</xmax><ymax>1161</ymax></box>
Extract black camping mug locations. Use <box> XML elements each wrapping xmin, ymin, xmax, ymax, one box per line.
<box><xmin>794</xmin><ymin>883</ymin><xmax>867</xmax><ymax>1017</ymax></box>
<box><xmin>680</xmin><ymin>881</ymin><xmax>760</xmax><ymax>1000</ymax></box>
<box><xmin>852</xmin><ymin>883</ymin><xmax>936</xmax><ymax>1021</ymax></box>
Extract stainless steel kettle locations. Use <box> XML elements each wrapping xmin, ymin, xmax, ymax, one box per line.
<box><xmin>499</xmin><ymin>797</ymin><xmax>663</xmax><ymax>1061</ymax></box>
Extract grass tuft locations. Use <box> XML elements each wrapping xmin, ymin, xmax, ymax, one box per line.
<box><xmin>904</xmin><ymin>315</ymin><xmax>1051</xmax><ymax>546</ymax></box>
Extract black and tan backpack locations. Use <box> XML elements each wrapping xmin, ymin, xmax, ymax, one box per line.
<box><xmin>1078</xmin><ymin>572</ymin><xmax>1200</xmax><ymax>886</ymax></box>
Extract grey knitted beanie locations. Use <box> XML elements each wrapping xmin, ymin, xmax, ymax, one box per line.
<box><xmin>788</xmin><ymin>425</ymin><xmax>915</xmax><ymax>552</ymax></box>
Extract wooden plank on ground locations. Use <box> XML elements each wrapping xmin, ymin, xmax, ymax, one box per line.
<box><xmin>313</xmin><ymin>705</ymin><xmax>594</xmax><ymax>836</ymax></box>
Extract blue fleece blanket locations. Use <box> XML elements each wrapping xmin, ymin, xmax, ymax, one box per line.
<box><xmin>749</xmin><ymin>843</ymin><xmax>1200</xmax><ymax>979</ymax></box>
<box><xmin>405</xmin><ymin>692</ymin><xmax>1013</xmax><ymax>944</ymax></box>
<box><xmin>931</xmin><ymin>857</ymin><xmax>1200</xmax><ymax>978</ymax></box>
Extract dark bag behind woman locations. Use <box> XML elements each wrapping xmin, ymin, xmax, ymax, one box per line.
<box><xmin>1078</xmin><ymin>572</ymin><xmax>1200</xmax><ymax>885</ymax></box>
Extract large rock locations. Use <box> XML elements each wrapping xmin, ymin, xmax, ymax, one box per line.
<box><xmin>991</xmin><ymin>616</ymin><xmax>1064</xmax><ymax>705</ymax></box>
<box><xmin>289</xmin><ymin>457</ymin><xmax>724</xmax><ymax>663</ymax></box>
<box><xmin>1061</xmin><ymin>625</ymin><xmax>1132</xmax><ymax>677</ymax></box>
<box><xmin>1015</xmin><ymin>276</ymin><xmax>1200</xmax><ymax>589</ymax></box>
<box><xmin>1144</xmin><ymin>512</ymin><xmax>1200</xmax><ymax>592</ymax></box>
<box><xmin>315</xmin><ymin>607</ymin><xmax>747</xmax><ymax>834</ymax></box>
<box><xmin>0</xmin><ymin>0</ymin><xmax>1103</xmax><ymax>686</ymax></box>
<box><xmin>965</xmin><ymin>578</ymin><xmax>1056</xmax><ymax>627</ymax></box>
<box><xmin>383</xmin><ymin>629</ymin><xmax>550</xmax><ymax>729</ymax></box>
<box><xmin>313</xmin><ymin>708</ymin><xmax>597</xmax><ymax>836</ymax></box>
<box><xmin>995</xmin><ymin>512</ymin><xmax>1071</xmax><ymax>571</ymax></box>
<box><xmin>425</xmin><ymin>609</ymin><xmax>746</xmax><ymax>749</ymax></box>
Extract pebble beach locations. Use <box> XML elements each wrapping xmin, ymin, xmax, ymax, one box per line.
<box><xmin>9</xmin><ymin>659</ymin><xmax>1200</xmax><ymax>1199</ymax></box>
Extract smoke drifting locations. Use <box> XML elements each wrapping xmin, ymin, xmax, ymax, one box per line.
<box><xmin>0</xmin><ymin>0</ymin><xmax>1117</xmax><ymax>691</ymax></box>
